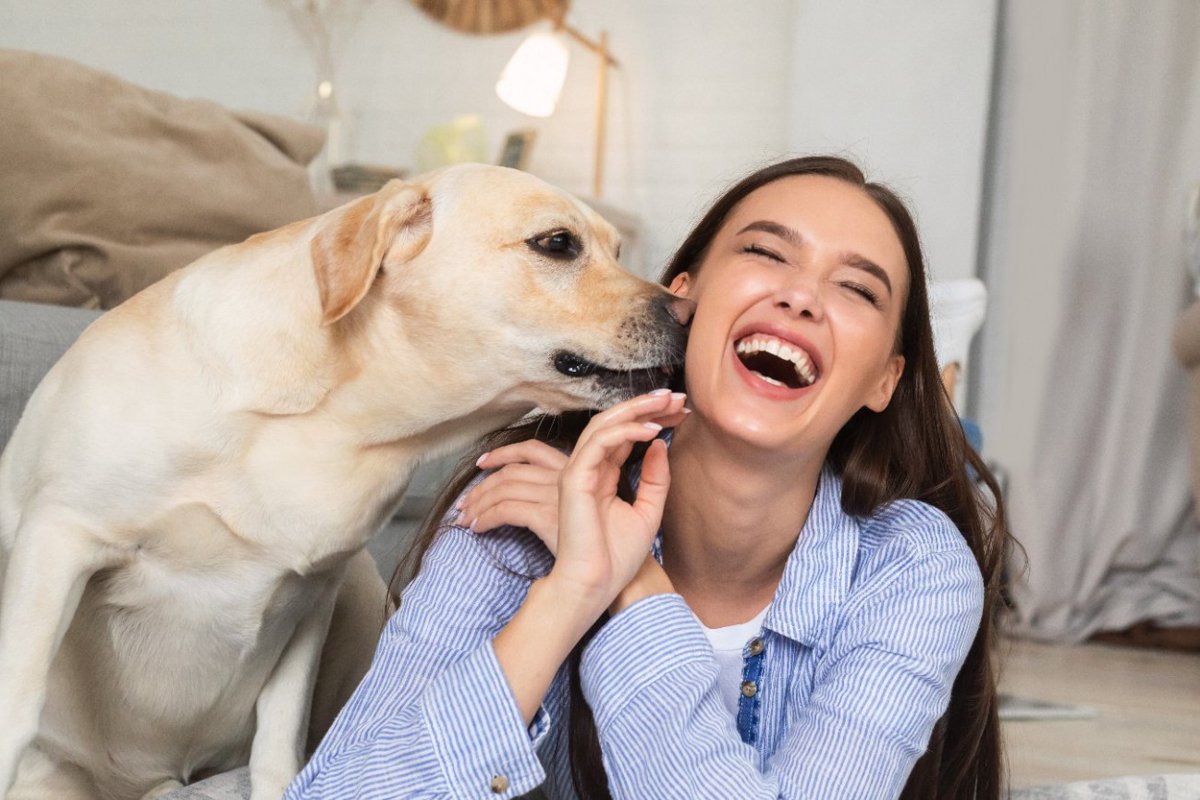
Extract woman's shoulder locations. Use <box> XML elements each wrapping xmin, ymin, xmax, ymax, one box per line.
<box><xmin>847</xmin><ymin>497</ymin><xmax>982</xmax><ymax>610</ymax></box>
<box><xmin>471</xmin><ymin>523</ymin><xmax>555</xmax><ymax>578</ymax></box>
<box><xmin>428</xmin><ymin>479</ymin><xmax>555</xmax><ymax>580</ymax></box>
<box><xmin>424</xmin><ymin>524</ymin><xmax>552</xmax><ymax>576</ymax></box>
<box><xmin>856</xmin><ymin>496</ymin><xmax>969</xmax><ymax>560</ymax></box>
<box><xmin>811</xmin><ymin>495</ymin><xmax>986</xmax><ymax>689</ymax></box>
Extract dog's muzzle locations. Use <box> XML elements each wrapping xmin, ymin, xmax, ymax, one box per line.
<box><xmin>552</xmin><ymin>291</ymin><xmax>691</xmax><ymax>402</ymax></box>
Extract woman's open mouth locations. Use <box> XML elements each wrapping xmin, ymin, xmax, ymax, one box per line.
<box><xmin>734</xmin><ymin>334</ymin><xmax>819</xmax><ymax>390</ymax></box>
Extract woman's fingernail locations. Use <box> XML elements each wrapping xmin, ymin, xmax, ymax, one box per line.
<box><xmin>649</xmin><ymin>388</ymin><xmax>671</xmax><ymax>396</ymax></box>
<box><xmin>476</xmin><ymin>452</ymin><xmax>489</xmax><ymax>467</ymax></box>
<box><xmin>644</xmin><ymin>422</ymin><xmax>663</xmax><ymax>431</ymax></box>
<box><xmin>469</xmin><ymin>517</ymin><xmax>479</xmax><ymax>532</ymax></box>
<box><xmin>453</xmin><ymin>510</ymin><xmax>466</xmax><ymax>526</ymax></box>
<box><xmin>671</xmin><ymin>392</ymin><xmax>687</xmax><ymax>401</ymax></box>
<box><xmin>682</xmin><ymin>407</ymin><xmax>692</xmax><ymax>414</ymax></box>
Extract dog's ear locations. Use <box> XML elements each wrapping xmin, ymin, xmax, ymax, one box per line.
<box><xmin>311</xmin><ymin>179</ymin><xmax>432</xmax><ymax>326</ymax></box>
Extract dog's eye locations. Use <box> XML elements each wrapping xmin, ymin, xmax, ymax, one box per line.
<box><xmin>529</xmin><ymin>230</ymin><xmax>582</xmax><ymax>260</ymax></box>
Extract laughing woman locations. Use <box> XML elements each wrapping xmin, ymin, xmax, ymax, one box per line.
<box><xmin>285</xmin><ymin>156</ymin><xmax>1011</xmax><ymax>799</ymax></box>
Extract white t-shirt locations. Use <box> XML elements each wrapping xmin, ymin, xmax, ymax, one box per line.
<box><xmin>698</xmin><ymin>606</ymin><xmax>770</xmax><ymax>717</ymax></box>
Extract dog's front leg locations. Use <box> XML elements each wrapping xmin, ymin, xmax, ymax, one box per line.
<box><xmin>0</xmin><ymin>517</ymin><xmax>114</xmax><ymax>797</ymax></box>
<box><xmin>248</xmin><ymin>577</ymin><xmax>340</xmax><ymax>800</ymax></box>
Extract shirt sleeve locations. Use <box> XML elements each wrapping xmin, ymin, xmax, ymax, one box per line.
<box><xmin>579</xmin><ymin>543</ymin><xmax>984</xmax><ymax>799</ymax></box>
<box><xmin>284</xmin><ymin>525</ymin><xmax>550</xmax><ymax>800</ymax></box>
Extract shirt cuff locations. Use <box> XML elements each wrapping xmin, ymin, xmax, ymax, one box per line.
<box><xmin>579</xmin><ymin>593</ymin><xmax>716</xmax><ymax>730</ymax></box>
<box><xmin>420</xmin><ymin>642</ymin><xmax>547</xmax><ymax>798</ymax></box>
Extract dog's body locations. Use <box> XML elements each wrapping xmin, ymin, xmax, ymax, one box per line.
<box><xmin>0</xmin><ymin>165</ymin><xmax>690</xmax><ymax>800</ymax></box>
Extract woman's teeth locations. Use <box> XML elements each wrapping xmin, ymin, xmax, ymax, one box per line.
<box><xmin>735</xmin><ymin>334</ymin><xmax>818</xmax><ymax>387</ymax></box>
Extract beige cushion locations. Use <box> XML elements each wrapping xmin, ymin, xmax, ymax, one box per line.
<box><xmin>0</xmin><ymin>49</ymin><xmax>324</xmax><ymax>309</ymax></box>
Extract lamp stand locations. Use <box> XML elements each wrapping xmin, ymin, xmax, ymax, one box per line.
<box><xmin>557</xmin><ymin>21</ymin><xmax>618</xmax><ymax>200</ymax></box>
<box><xmin>593</xmin><ymin>31</ymin><xmax>608</xmax><ymax>199</ymax></box>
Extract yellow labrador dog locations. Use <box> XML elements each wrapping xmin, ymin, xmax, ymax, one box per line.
<box><xmin>0</xmin><ymin>164</ymin><xmax>691</xmax><ymax>800</ymax></box>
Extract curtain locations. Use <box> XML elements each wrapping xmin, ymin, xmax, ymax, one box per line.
<box><xmin>976</xmin><ymin>0</ymin><xmax>1200</xmax><ymax>640</ymax></box>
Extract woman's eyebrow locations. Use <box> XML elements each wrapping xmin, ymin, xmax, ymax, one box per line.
<box><xmin>841</xmin><ymin>253</ymin><xmax>893</xmax><ymax>296</ymax></box>
<box><xmin>738</xmin><ymin>220</ymin><xmax>802</xmax><ymax>248</ymax></box>
<box><xmin>739</xmin><ymin>220</ymin><xmax>894</xmax><ymax>297</ymax></box>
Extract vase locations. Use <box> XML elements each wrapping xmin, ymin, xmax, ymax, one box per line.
<box><xmin>307</xmin><ymin>78</ymin><xmax>349</xmax><ymax>194</ymax></box>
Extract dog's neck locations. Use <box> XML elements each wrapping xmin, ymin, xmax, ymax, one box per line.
<box><xmin>319</xmin><ymin>372</ymin><xmax>535</xmax><ymax>454</ymax></box>
<box><xmin>174</xmin><ymin>258</ymin><xmax>539</xmax><ymax>458</ymax></box>
<box><xmin>315</xmin><ymin>295</ymin><xmax>542</xmax><ymax>450</ymax></box>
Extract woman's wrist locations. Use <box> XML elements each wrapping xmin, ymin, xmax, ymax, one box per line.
<box><xmin>551</xmin><ymin>572</ymin><xmax>626</xmax><ymax>628</ymax></box>
<box><xmin>609</xmin><ymin>554</ymin><xmax>675</xmax><ymax>616</ymax></box>
<box><xmin>540</xmin><ymin>568</ymin><xmax>622</xmax><ymax>621</ymax></box>
<box><xmin>493</xmin><ymin>576</ymin><xmax>607</xmax><ymax>725</ymax></box>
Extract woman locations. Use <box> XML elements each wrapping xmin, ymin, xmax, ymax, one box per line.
<box><xmin>286</xmin><ymin>156</ymin><xmax>1010</xmax><ymax>799</ymax></box>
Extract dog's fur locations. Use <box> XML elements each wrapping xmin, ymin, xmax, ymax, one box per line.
<box><xmin>0</xmin><ymin>165</ymin><xmax>690</xmax><ymax>800</ymax></box>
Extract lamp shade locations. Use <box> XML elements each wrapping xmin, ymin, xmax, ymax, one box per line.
<box><xmin>496</xmin><ymin>30</ymin><xmax>569</xmax><ymax>118</ymax></box>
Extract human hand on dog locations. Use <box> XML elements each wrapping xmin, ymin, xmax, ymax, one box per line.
<box><xmin>460</xmin><ymin>390</ymin><xmax>688</xmax><ymax>559</ymax></box>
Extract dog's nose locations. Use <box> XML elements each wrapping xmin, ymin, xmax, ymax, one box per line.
<box><xmin>663</xmin><ymin>295</ymin><xmax>696</xmax><ymax>326</ymax></box>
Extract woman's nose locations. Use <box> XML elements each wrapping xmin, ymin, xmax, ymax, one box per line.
<box><xmin>773</xmin><ymin>274</ymin><xmax>824</xmax><ymax>321</ymax></box>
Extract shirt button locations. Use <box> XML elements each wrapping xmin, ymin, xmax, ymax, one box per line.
<box><xmin>747</xmin><ymin>637</ymin><xmax>765</xmax><ymax>656</ymax></box>
<box><xmin>741</xmin><ymin>680</ymin><xmax>758</xmax><ymax>698</ymax></box>
<box><xmin>490</xmin><ymin>774</ymin><xmax>510</xmax><ymax>794</ymax></box>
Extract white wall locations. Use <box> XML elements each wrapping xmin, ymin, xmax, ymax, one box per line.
<box><xmin>1</xmin><ymin>0</ymin><xmax>994</xmax><ymax>282</ymax></box>
<box><xmin>789</xmin><ymin>0</ymin><xmax>998</xmax><ymax>282</ymax></box>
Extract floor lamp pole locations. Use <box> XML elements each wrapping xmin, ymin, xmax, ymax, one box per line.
<box><xmin>559</xmin><ymin>21</ymin><xmax>616</xmax><ymax>200</ymax></box>
<box><xmin>593</xmin><ymin>30</ymin><xmax>608</xmax><ymax>199</ymax></box>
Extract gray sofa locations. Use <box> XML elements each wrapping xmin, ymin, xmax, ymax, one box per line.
<box><xmin>0</xmin><ymin>299</ymin><xmax>100</xmax><ymax>446</ymax></box>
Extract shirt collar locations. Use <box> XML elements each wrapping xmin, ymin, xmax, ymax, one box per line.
<box><xmin>644</xmin><ymin>432</ymin><xmax>859</xmax><ymax>649</ymax></box>
<box><xmin>762</xmin><ymin>464</ymin><xmax>859</xmax><ymax>648</ymax></box>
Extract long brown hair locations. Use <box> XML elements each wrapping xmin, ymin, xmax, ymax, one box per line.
<box><xmin>391</xmin><ymin>155</ymin><xmax>1011</xmax><ymax>799</ymax></box>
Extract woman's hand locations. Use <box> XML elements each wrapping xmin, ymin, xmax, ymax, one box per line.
<box><xmin>549</xmin><ymin>390</ymin><xmax>687</xmax><ymax>609</ymax></box>
<box><xmin>459</xmin><ymin>391</ymin><xmax>687</xmax><ymax>557</ymax></box>
<box><xmin>457</xmin><ymin>439</ymin><xmax>568</xmax><ymax>552</ymax></box>
<box><xmin>487</xmin><ymin>391</ymin><xmax>685</xmax><ymax>724</ymax></box>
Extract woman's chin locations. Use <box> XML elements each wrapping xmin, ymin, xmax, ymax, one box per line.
<box><xmin>689</xmin><ymin>401</ymin><xmax>804</xmax><ymax>454</ymax></box>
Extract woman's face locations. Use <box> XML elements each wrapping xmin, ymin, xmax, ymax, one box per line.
<box><xmin>670</xmin><ymin>174</ymin><xmax>909</xmax><ymax>457</ymax></box>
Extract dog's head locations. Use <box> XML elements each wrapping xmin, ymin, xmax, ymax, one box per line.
<box><xmin>309</xmin><ymin>164</ymin><xmax>692</xmax><ymax>413</ymax></box>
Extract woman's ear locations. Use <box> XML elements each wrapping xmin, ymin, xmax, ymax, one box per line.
<box><xmin>668</xmin><ymin>272</ymin><xmax>691</xmax><ymax>297</ymax></box>
<box><xmin>866</xmin><ymin>354</ymin><xmax>905</xmax><ymax>413</ymax></box>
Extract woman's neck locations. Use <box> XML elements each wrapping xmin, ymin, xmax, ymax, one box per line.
<box><xmin>662</xmin><ymin>419</ymin><xmax>825</xmax><ymax>628</ymax></box>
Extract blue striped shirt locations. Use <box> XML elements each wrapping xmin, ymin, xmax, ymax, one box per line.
<box><xmin>286</xmin><ymin>465</ymin><xmax>984</xmax><ymax>799</ymax></box>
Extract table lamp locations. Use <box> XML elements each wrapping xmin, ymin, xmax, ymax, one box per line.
<box><xmin>495</xmin><ymin>17</ymin><xmax>618</xmax><ymax>198</ymax></box>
